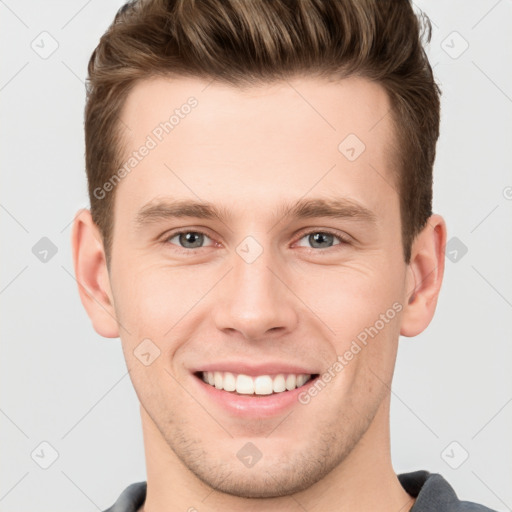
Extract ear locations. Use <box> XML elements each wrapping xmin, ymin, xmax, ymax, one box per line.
<box><xmin>71</xmin><ymin>209</ymin><xmax>119</xmax><ymax>338</ymax></box>
<box><xmin>400</xmin><ymin>214</ymin><xmax>447</xmax><ymax>337</ymax></box>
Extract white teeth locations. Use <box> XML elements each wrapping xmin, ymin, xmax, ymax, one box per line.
<box><xmin>214</xmin><ymin>371</ymin><xmax>223</xmax><ymax>389</ymax></box>
<box><xmin>272</xmin><ymin>374</ymin><xmax>286</xmax><ymax>392</ymax></box>
<box><xmin>285</xmin><ymin>374</ymin><xmax>296</xmax><ymax>391</ymax></box>
<box><xmin>254</xmin><ymin>375</ymin><xmax>273</xmax><ymax>395</ymax></box>
<box><xmin>236</xmin><ymin>374</ymin><xmax>255</xmax><ymax>394</ymax></box>
<box><xmin>296</xmin><ymin>374</ymin><xmax>308</xmax><ymax>387</ymax></box>
<box><xmin>200</xmin><ymin>371</ymin><xmax>313</xmax><ymax>395</ymax></box>
<box><xmin>223</xmin><ymin>372</ymin><xmax>236</xmax><ymax>391</ymax></box>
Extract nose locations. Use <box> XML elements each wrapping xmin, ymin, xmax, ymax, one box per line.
<box><xmin>211</xmin><ymin>241</ymin><xmax>299</xmax><ymax>341</ymax></box>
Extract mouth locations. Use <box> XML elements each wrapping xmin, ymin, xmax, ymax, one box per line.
<box><xmin>193</xmin><ymin>371</ymin><xmax>320</xmax><ymax>397</ymax></box>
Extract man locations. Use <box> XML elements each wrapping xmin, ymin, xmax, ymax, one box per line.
<box><xmin>71</xmin><ymin>0</ymin><xmax>497</xmax><ymax>510</ymax></box>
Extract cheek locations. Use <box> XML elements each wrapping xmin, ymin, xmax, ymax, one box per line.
<box><xmin>294</xmin><ymin>259</ymin><xmax>404</xmax><ymax>333</ymax></box>
<box><xmin>112</xmin><ymin>263</ymin><xmax>205</xmax><ymax>339</ymax></box>
<box><xmin>112</xmin><ymin>265</ymin><xmax>198</xmax><ymax>407</ymax></box>
<box><xmin>293</xmin><ymin>259</ymin><xmax>404</xmax><ymax>388</ymax></box>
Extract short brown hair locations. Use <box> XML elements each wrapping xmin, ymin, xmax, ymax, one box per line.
<box><xmin>84</xmin><ymin>0</ymin><xmax>440</xmax><ymax>265</ymax></box>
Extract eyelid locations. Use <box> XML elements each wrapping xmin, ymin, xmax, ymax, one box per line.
<box><xmin>292</xmin><ymin>227</ymin><xmax>352</xmax><ymax>246</ymax></box>
<box><xmin>161</xmin><ymin>226</ymin><xmax>352</xmax><ymax>253</ymax></box>
<box><xmin>161</xmin><ymin>228</ymin><xmax>217</xmax><ymax>250</ymax></box>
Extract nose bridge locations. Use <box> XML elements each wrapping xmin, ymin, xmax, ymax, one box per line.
<box><xmin>212</xmin><ymin>234</ymin><xmax>298</xmax><ymax>339</ymax></box>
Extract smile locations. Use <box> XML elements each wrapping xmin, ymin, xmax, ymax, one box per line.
<box><xmin>196</xmin><ymin>371</ymin><xmax>317</xmax><ymax>396</ymax></box>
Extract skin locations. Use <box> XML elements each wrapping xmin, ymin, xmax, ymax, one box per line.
<box><xmin>72</xmin><ymin>75</ymin><xmax>446</xmax><ymax>512</ymax></box>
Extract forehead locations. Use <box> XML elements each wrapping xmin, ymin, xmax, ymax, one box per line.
<box><xmin>114</xmin><ymin>75</ymin><xmax>398</xmax><ymax>227</ymax></box>
<box><xmin>120</xmin><ymin>75</ymin><xmax>394</xmax><ymax>148</ymax></box>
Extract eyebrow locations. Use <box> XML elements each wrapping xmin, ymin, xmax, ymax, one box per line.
<box><xmin>135</xmin><ymin>197</ymin><xmax>377</xmax><ymax>229</ymax></box>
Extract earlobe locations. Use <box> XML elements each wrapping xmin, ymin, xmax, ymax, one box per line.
<box><xmin>71</xmin><ymin>209</ymin><xmax>120</xmax><ymax>338</ymax></box>
<box><xmin>400</xmin><ymin>214</ymin><xmax>447</xmax><ymax>337</ymax></box>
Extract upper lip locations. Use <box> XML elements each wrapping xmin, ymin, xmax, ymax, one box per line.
<box><xmin>191</xmin><ymin>361</ymin><xmax>319</xmax><ymax>377</ymax></box>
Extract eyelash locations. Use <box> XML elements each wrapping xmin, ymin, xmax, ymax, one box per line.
<box><xmin>161</xmin><ymin>228</ymin><xmax>351</xmax><ymax>255</ymax></box>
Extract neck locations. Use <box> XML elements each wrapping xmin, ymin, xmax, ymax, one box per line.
<box><xmin>138</xmin><ymin>397</ymin><xmax>415</xmax><ymax>512</ymax></box>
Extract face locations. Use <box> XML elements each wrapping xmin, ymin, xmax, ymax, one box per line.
<box><xmin>89</xmin><ymin>75</ymin><xmax>416</xmax><ymax>497</ymax></box>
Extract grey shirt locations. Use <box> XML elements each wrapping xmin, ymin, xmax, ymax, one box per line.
<box><xmin>103</xmin><ymin>470</ymin><xmax>498</xmax><ymax>512</ymax></box>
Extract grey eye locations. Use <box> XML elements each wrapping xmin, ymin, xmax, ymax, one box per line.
<box><xmin>167</xmin><ymin>231</ymin><xmax>212</xmax><ymax>249</ymax></box>
<box><xmin>296</xmin><ymin>231</ymin><xmax>342</xmax><ymax>249</ymax></box>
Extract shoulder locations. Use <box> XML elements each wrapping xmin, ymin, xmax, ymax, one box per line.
<box><xmin>398</xmin><ymin>471</ymin><xmax>498</xmax><ymax>512</ymax></box>
<box><xmin>102</xmin><ymin>481</ymin><xmax>147</xmax><ymax>512</ymax></box>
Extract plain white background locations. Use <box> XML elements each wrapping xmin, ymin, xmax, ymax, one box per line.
<box><xmin>1</xmin><ymin>1</ymin><xmax>511</xmax><ymax>510</ymax></box>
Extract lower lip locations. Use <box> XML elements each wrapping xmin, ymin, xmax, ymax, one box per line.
<box><xmin>192</xmin><ymin>373</ymin><xmax>320</xmax><ymax>418</ymax></box>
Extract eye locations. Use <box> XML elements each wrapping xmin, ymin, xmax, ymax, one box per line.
<box><xmin>295</xmin><ymin>230</ymin><xmax>349</xmax><ymax>250</ymax></box>
<box><xmin>162</xmin><ymin>228</ymin><xmax>350</xmax><ymax>254</ymax></box>
<box><xmin>164</xmin><ymin>230</ymin><xmax>215</xmax><ymax>251</ymax></box>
